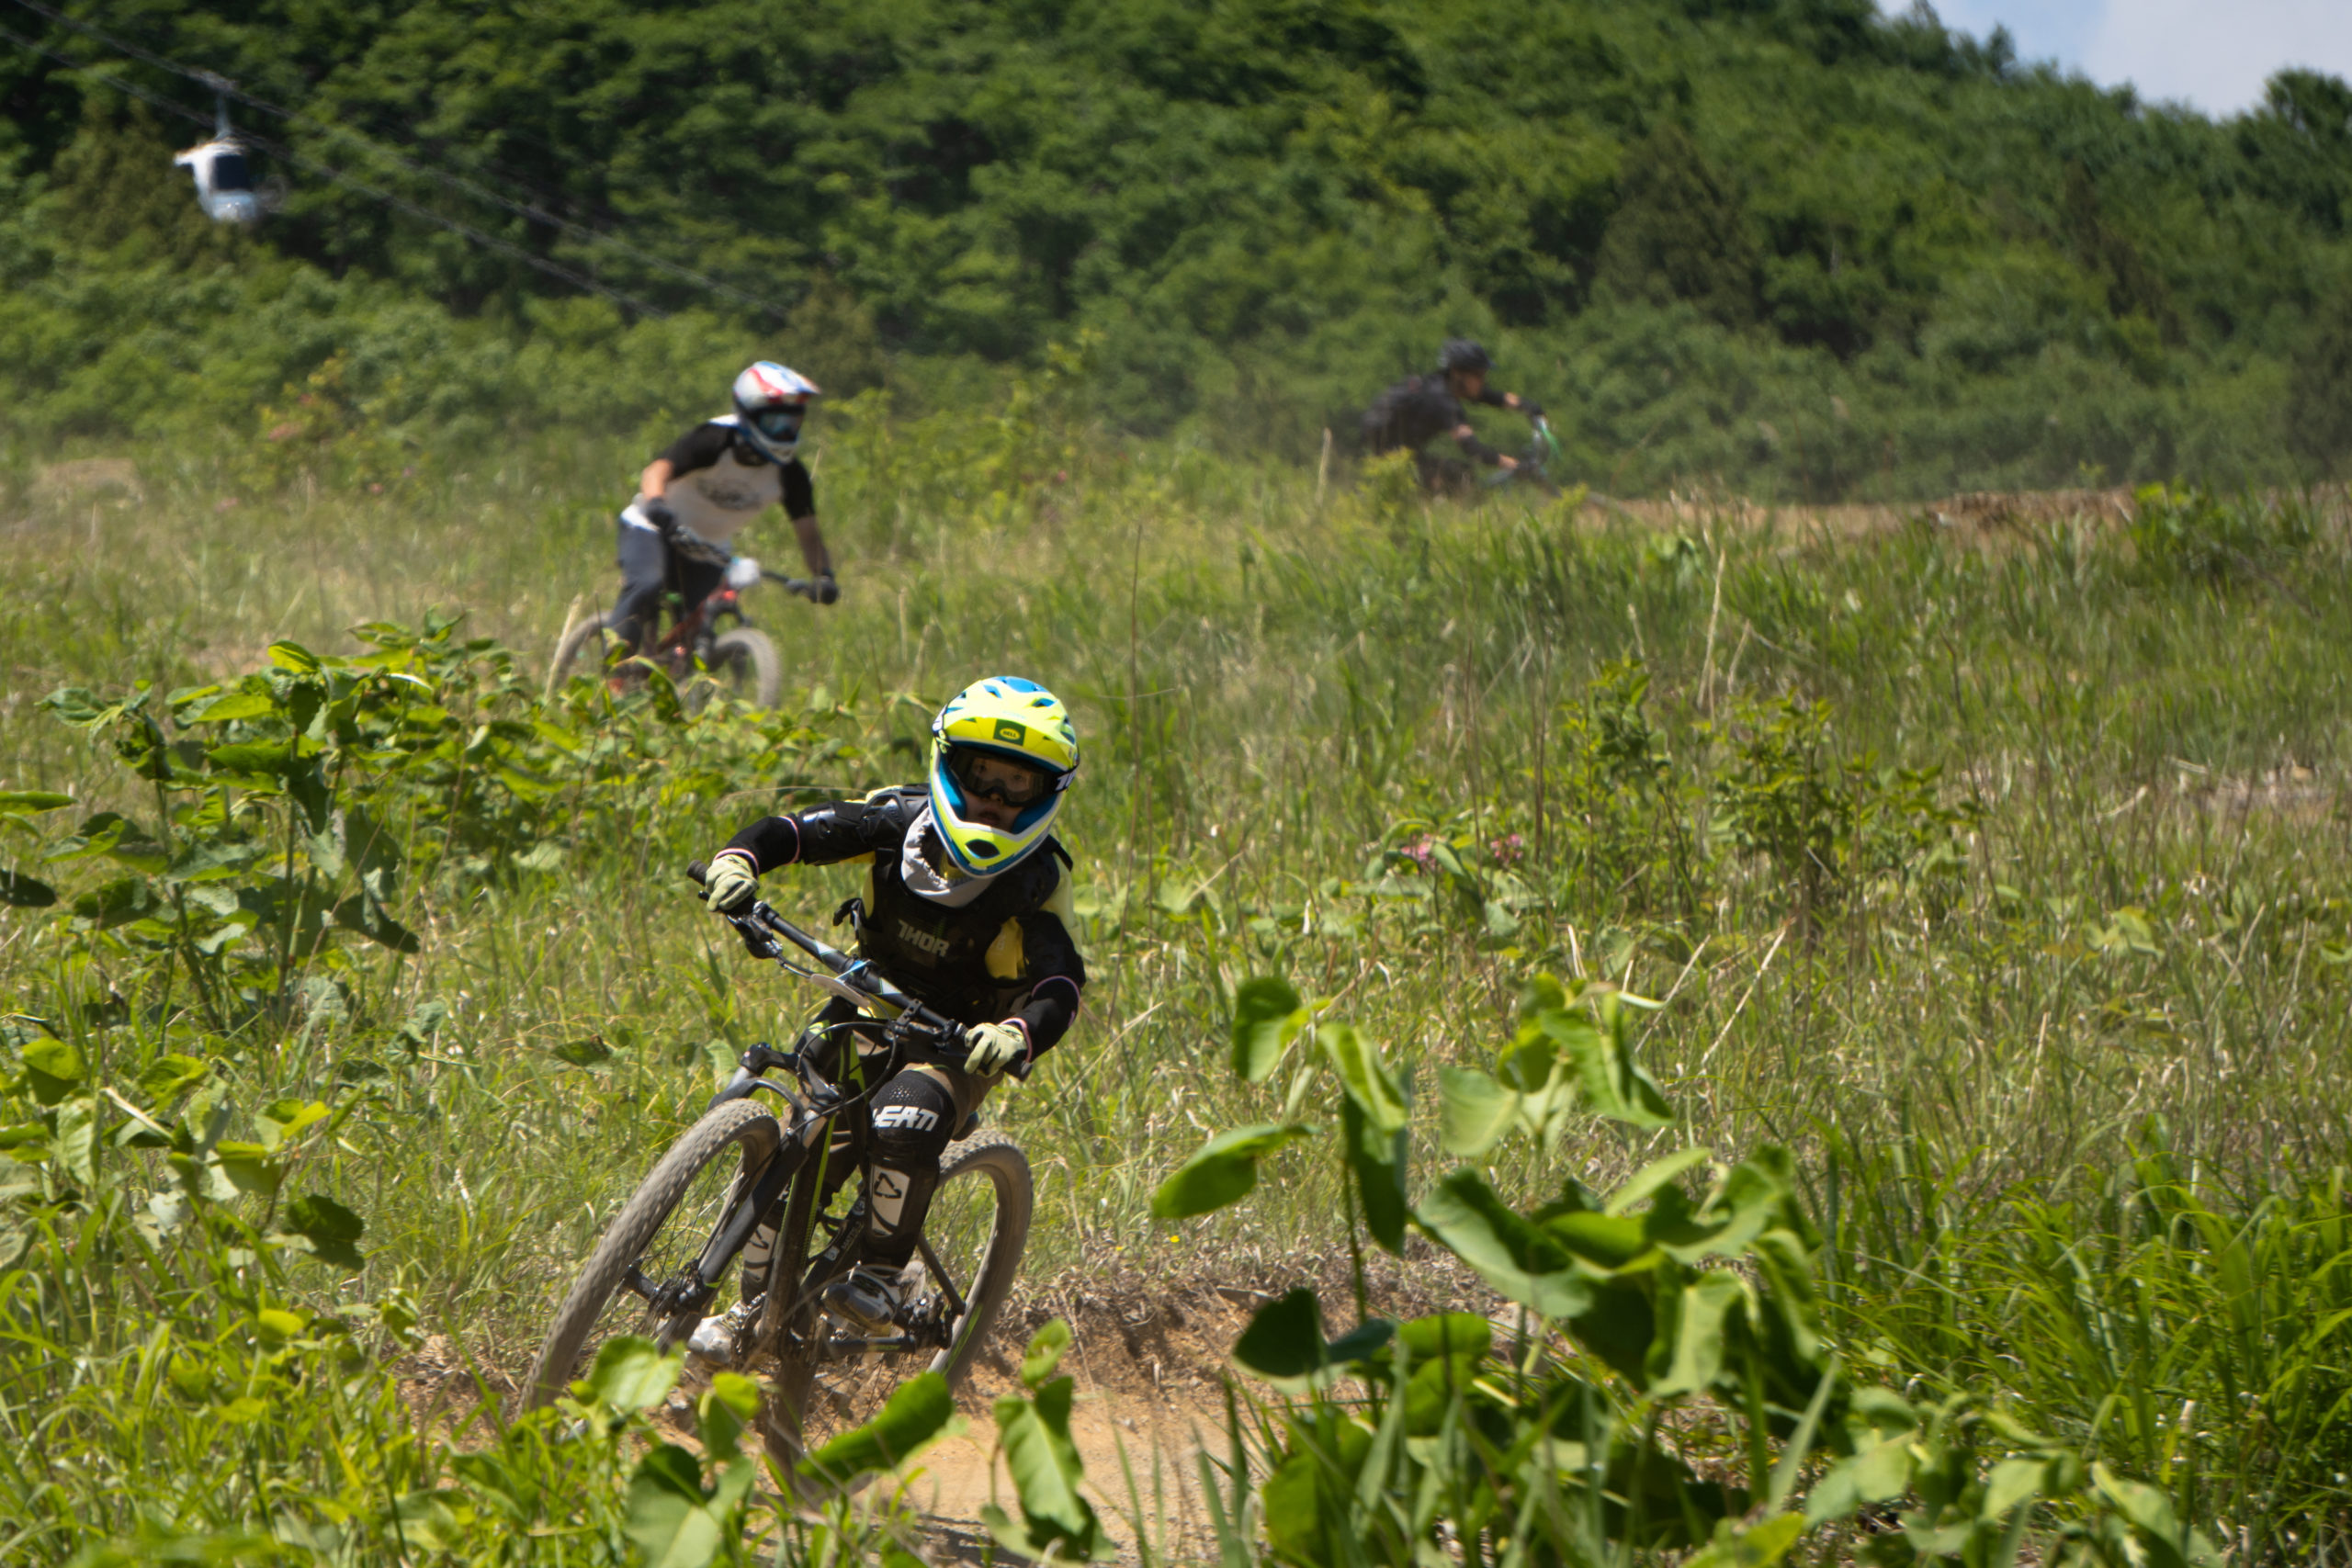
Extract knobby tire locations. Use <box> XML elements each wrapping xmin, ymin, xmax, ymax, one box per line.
<box><xmin>760</xmin><ymin>1132</ymin><xmax>1033</xmax><ymax>1473</ymax></box>
<box><xmin>522</xmin><ymin>1098</ymin><xmax>783</xmax><ymax>1412</ymax></box>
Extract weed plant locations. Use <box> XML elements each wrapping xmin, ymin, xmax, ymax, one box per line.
<box><xmin>3</xmin><ymin>405</ymin><xmax>2351</xmax><ymax>1559</ymax></box>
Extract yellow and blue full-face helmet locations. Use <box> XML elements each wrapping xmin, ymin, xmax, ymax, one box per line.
<box><xmin>927</xmin><ymin>677</ymin><xmax>1079</xmax><ymax>876</ymax></box>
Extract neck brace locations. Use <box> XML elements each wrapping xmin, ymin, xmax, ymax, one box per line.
<box><xmin>899</xmin><ymin>806</ymin><xmax>997</xmax><ymax>908</ymax></box>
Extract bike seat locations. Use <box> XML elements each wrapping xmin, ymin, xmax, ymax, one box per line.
<box><xmin>951</xmin><ymin>1111</ymin><xmax>982</xmax><ymax>1143</ymax></box>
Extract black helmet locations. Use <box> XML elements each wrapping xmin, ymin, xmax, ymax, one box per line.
<box><xmin>1438</xmin><ymin>338</ymin><xmax>1493</xmax><ymax>375</ymax></box>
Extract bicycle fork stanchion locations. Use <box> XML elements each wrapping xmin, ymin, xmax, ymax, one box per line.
<box><xmin>692</xmin><ymin>1136</ymin><xmax>807</xmax><ymax>1288</ymax></box>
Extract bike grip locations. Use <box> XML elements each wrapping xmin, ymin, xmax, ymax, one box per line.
<box><xmin>686</xmin><ymin>860</ymin><xmax>708</xmax><ymax>887</ymax></box>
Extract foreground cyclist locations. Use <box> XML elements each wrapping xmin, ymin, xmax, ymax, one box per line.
<box><xmin>1359</xmin><ymin>338</ymin><xmax>1546</xmax><ymax>493</ymax></box>
<box><xmin>613</xmin><ymin>361</ymin><xmax>842</xmax><ymax>656</ymax></box>
<box><xmin>686</xmin><ymin>676</ymin><xmax>1083</xmax><ymax>1357</ymax></box>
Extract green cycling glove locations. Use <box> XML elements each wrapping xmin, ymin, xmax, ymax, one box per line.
<box><xmin>962</xmin><ymin>1021</ymin><xmax>1027</xmax><ymax>1077</ymax></box>
<box><xmin>704</xmin><ymin>852</ymin><xmax>759</xmax><ymax>914</ymax></box>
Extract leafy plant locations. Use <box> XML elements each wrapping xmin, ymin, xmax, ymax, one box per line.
<box><xmin>1156</xmin><ymin>971</ymin><xmax>2221</xmax><ymax>1567</ymax></box>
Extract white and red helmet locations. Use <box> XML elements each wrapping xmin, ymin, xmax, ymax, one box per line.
<box><xmin>731</xmin><ymin>361</ymin><xmax>821</xmax><ymax>460</ymax></box>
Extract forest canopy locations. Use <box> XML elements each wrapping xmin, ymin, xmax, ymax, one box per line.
<box><xmin>5</xmin><ymin>0</ymin><xmax>2352</xmax><ymax>498</ymax></box>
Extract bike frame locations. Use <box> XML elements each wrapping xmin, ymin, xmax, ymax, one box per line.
<box><xmin>661</xmin><ymin>867</ymin><xmax>1027</xmax><ymax>1351</ymax></box>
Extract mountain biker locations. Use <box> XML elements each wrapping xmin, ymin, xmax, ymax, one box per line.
<box><xmin>613</xmin><ymin>362</ymin><xmax>841</xmax><ymax>656</ymax></box>
<box><xmin>685</xmin><ymin>676</ymin><xmax>1084</xmax><ymax>1358</ymax></box>
<box><xmin>1359</xmin><ymin>338</ymin><xmax>1546</xmax><ymax>493</ymax></box>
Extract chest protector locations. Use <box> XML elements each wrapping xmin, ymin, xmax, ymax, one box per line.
<box><xmin>851</xmin><ymin>787</ymin><xmax>1069</xmax><ymax>1021</ymax></box>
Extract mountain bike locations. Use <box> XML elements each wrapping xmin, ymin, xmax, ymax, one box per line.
<box><xmin>549</xmin><ymin>553</ymin><xmax>819</xmax><ymax>710</ymax></box>
<box><xmin>1483</xmin><ymin>415</ymin><xmax>1566</xmax><ymax>497</ymax></box>
<box><xmin>521</xmin><ymin>865</ymin><xmax>1034</xmax><ymax>1476</ymax></box>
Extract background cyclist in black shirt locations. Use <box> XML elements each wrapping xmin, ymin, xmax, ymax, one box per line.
<box><xmin>614</xmin><ymin>361</ymin><xmax>841</xmax><ymax>654</ymax></box>
<box><xmin>1359</xmin><ymin>339</ymin><xmax>1545</xmax><ymax>493</ymax></box>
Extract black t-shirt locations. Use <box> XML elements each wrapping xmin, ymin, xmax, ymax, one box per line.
<box><xmin>722</xmin><ymin>786</ymin><xmax>1087</xmax><ymax>1051</ymax></box>
<box><xmin>661</xmin><ymin>422</ymin><xmax>816</xmax><ymax>520</ymax></box>
<box><xmin>1360</xmin><ymin>374</ymin><xmax>1510</xmax><ymax>457</ymax></box>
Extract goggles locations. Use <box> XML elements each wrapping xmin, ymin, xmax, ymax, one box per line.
<box><xmin>749</xmin><ymin>405</ymin><xmax>805</xmax><ymax>441</ymax></box>
<box><xmin>946</xmin><ymin>745</ymin><xmax>1057</xmax><ymax>808</ymax></box>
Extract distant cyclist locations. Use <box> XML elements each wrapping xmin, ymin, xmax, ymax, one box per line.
<box><xmin>614</xmin><ymin>362</ymin><xmax>840</xmax><ymax>655</ymax></box>
<box><xmin>1360</xmin><ymin>338</ymin><xmax>1545</xmax><ymax>493</ymax></box>
<box><xmin>687</xmin><ymin>676</ymin><xmax>1085</xmax><ymax>1354</ymax></box>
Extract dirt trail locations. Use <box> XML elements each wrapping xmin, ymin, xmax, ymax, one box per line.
<box><xmin>406</xmin><ymin>1253</ymin><xmax>1491</xmax><ymax>1559</ymax></box>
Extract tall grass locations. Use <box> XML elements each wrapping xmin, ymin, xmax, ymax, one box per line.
<box><xmin>4</xmin><ymin>406</ymin><xmax>2351</xmax><ymax>1558</ymax></box>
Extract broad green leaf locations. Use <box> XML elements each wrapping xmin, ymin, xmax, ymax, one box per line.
<box><xmin>1651</xmin><ymin>1270</ymin><xmax>1747</xmax><ymax>1397</ymax></box>
<box><xmin>255</xmin><ymin>1308</ymin><xmax>308</xmax><ymax>1343</ymax></box>
<box><xmin>1607</xmin><ymin>1146</ymin><xmax>1714</xmax><ymax>1217</ymax></box>
<box><xmin>625</xmin><ymin>1446</ymin><xmax>726</xmax><ymax>1568</ymax></box>
<box><xmin>0</xmin><ymin>790</ymin><xmax>72</xmax><ymax>816</ymax></box>
<box><xmin>281</xmin><ymin>1192</ymin><xmax>367</xmax><ymax>1269</ymax></box>
<box><xmin>1806</xmin><ymin>1431</ymin><xmax>1918</xmax><ymax>1524</ymax></box>
<box><xmin>137</xmin><ymin>1055</ymin><xmax>210</xmax><ymax>1104</ymax></box>
<box><xmin>1229</xmin><ymin>975</ymin><xmax>1306</xmax><ymax>1082</ymax></box>
<box><xmin>989</xmin><ymin>1376</ymin><xmax>1106</xmax><ymax>1560</ymax></box>
<box><xmin>551</xmin><ymin>1037</ymin><xmax>614</xmax><ymax>1067</ymax></box>
<box><xmin>205</xmin><ymin>739</ymin><xmax>300</xmax><ymax>777</ymax></box>
<box><xmin>1233</xmin><ymin>1289</ymin><xmax>1396</xmax><ymax>1384</ymax></box>
<box><xmin>798</xmin><ymin>1370</ymin><xmax>957</xmax><ymax>1486</ymax></box>
<box><xmin>1322</xmin><ymin>1024</ymin><xmax>1407</xmax><ymax>1134</ymax></box>
<box><xmin>55</xmin><ymin>1100</ymin><xmax>97</xmax><ymax>1185</ymax></box>
<box><xmin>696</xmin><ymin>1371</ymin><xmax>761</xmax><ymax>1464</ymax></box>
<box><xmin>1396</xmin><ymin>1313</ymin><xmax>1491</xmax><ymax>1360</ymax></box>
<box><xmin>184</xmin><ymin>690</ymin><xmax>278</xmax><ymax>724</ymax></box>
<box><xmin>1981</xmin><ymin>1457</ymin><xmax>2045</xmax><ymax>1521</ymax></box>
<box><xmin>1021</xmin><ymin>1319</ymin><xmax>1072</xmax><ymax>1389</ymax></box>
<box><xmin>1544</xmin><ymin>1209</ymin><xmax>1650</xmax><ymax>1269</ymax></box>
<box><xmin>1437</xmin><ymin>1066</ymin><xmax>1519</xmax><ymax>1156</ymax></box>
<box><xmin>1414</xmin><ymin>1168</ymin><xmax>1591</xmax><ymax>1318</ymax></box>
<box><xmin>20</xmin><ymin>1037</ymin><xmax>85</xmax><ymax>1105</ymax></box>
<box><xmin>0</xmin><ymin>870</ymin><xmax>56</xmax><ymax>907</ymax></box>
<box><xmin>1683</xmin><ymin>1513</ymin><xmax>1806</xmax><ymax>1568</ymax></box>
<box><xmin>267</xmin><ymin>640</ymin><xmax>325</xmax><ymax>674</ymax></box>
<box><xmin>1341</xmin><ymin>1093</ymin><xmax>1408</xmax><ymax>1253</ymax></box>
<box><xmin>1148</xmin><ymin>1122</ymin><xmax>1313</xmax><ymax>1219</ymax></box>
<box><xmin>213</xmin><ymin>1141</ymin><xmax>284</xmax><ymax>1196</ymax></box>
<box><xmin>583</xmin><ymin>1336</ymin><xmax>681</xmax><ymax>1413</ymax></box>
<box><xmin>256</xmin><ymin>1099</ymin><xmax>330</xmax><ymax>1151</ymax></box>
<box><xmin>1566</xmin><ymin>993</ymin><xmax>1673</xmax><ymax>1127</ymax></box>
<box><xmin>70</xmin><ymin>876</ymin><xmax>155</xmax><ymax>930</ymax></box>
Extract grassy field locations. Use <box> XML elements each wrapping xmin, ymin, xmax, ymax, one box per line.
<box><xmin>5</xmin><ymin>419</ymin><xmax>2351</xmax><ymax>1562</ymax></box>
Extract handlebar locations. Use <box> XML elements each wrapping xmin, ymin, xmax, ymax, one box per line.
<box><xmin>684</xmin><ymin>861</ymin><xmax>1030</xmax><ymax>1080</ymax></box>
<box><xmin>759</xmin><ymin>571</ymin><xmax>826</xmax><ymax>602</ymax></box>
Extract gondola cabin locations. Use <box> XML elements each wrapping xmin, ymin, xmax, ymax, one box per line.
<box><xmin>173</xmin><ymin>136</ymin><xmax>261</xmax><ymax>224</ymax></box>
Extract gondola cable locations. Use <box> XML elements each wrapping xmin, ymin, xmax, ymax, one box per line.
<box><xmin>2</xmin><ymin>0</ymin><xmax>790</xmax><ymax>319</ymax></box>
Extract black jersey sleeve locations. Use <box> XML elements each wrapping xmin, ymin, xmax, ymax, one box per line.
<box><xmin>780</xmin><ymin>458</ymin><xmax>815</xmax><ymax>521</ymax></box>
<box><xmin>658</xmin><ymin>423</ymin><xmax>739</xmax><ymax>478</ymax></box>
<box><xmin>1009</xmin><ymin>909</ymin><xmax>1087</xmax><ymax>1055</ymax></box>
<box><xmin>722</xmin><ymin>789</ymin><xmax>921</xmax><ymax>872</ymax></box>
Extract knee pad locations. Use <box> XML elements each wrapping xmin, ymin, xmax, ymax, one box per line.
<box><xmin>868</xmin><ymin>1071</ymin><xmax>956</xmax><ymax>1168</ymax></box>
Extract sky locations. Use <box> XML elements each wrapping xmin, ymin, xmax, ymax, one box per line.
<box><xmin>1925</xmin><ymin>0</ymin><xmax>2352</xmax><ymax>116</ymax></box>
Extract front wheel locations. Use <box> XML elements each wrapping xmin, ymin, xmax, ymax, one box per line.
<box><xmin>549</xmin><ymin>610</ymin><xmax>618</xmax><ymax>691</ymax></box>
<box><xmin>521</xmin><ymin>1099</ymin><xmax>783</xmax><ymax>1412</ymax></box>
<box><xmin>707</xmin><ymin>626</ymin><xmax>781</xmax><ymax>709</ymax></box>
<box><xmin>761</xmin><ymin>1133</ymin><xmax>1033</xmax><ymax>1476</ymax></box>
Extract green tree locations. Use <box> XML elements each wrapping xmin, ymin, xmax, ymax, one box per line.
<box><xmin>1592</xmin><ymin>122</ymin><xmax>1758</xmax><ymax>327</ymax></box>
<box><xmin>2286</xmin><ymin>280</ymin><xmax>2352</xmax><ymax>474</ymax></box>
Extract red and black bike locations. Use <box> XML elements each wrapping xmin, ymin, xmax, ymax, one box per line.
<box><xmin>549</xmin><ymin>553</ymin><xmax>819</xmax><ymax>710</ymax></box>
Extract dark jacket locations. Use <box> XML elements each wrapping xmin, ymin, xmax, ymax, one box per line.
<box><xmin>1361</xmin><ymin>373</ymin><xmax>1512</xmax><ymax>459</ymax></box>
<box><xmin>723</xmin><ymin>786</ymin><xmax>1086</xmax><ymax>1053</ymax></box>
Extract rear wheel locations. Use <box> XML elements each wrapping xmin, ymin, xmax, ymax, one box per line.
<box><xmin>760</xmin><ymin>1133</ymin><xmax>1033</xmax><ymax>1479</ymax></box>
<box><xmin>521</xmin><ymin>1100</ymin><xmax>782</xmax><ymax>1412</ymax></box>
<box><xmin>707</xmin><ymin>626</ymin><xmax>781</xmax><ymax>708</ymax></box>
